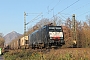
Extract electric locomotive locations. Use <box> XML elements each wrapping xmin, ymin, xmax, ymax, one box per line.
<box><xmin>29</xmin><ymin>24</ymin><xmax>65</xmax><ymax>48</ymax></box>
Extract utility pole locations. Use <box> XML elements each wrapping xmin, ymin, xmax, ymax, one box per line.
<box><xmin>24</xmin><ymin>12</ymin><xmax>42</xmax><ymax>48</ymax></box>
<box><xmin>72</xmin><ymin>14</ymin><xmax>77</xmax><ymax>47</ymax></box>
<box><xmin>24</xmin><ymin>12</ymin><xmax>42</xmax><ymax>35</ymax></box>
<box><xmin>24</xmin><ymin>12</ymin><xmax>26</xmax><ymax>36</ymax></box>
<box><xmin>24</xmin><ymin>12</ymin><xmax>27</xmax><ymax>48</ymax></box>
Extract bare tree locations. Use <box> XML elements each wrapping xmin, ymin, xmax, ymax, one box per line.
<box><xmin>0</xmin><ymin>33</ymin><xmax>5</xmax><ymax>48</ymax></box>
<box><xmin>51</xmin><ymin>16</ymin><xmax>63</xmax><ymax>26</ymax></box>
<box><xmin>27</xmin><ymin>18</ymin><xmax>50</xmax><ymax>35</ymax></box>
<box><xmin>65</xmin><ymin>18</ymin><xmax>72</xmax><ymax>29</ymax></box>
<box><xmin>86</xmin><ymin>15</ymin><xmax>90</xmax><ymax>27</ymax></box>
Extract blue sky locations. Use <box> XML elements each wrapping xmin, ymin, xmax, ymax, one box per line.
<box><xmin>0</xmin><ymin>0</ymin><xmax>90</xmax><ymax>35</ymax></box>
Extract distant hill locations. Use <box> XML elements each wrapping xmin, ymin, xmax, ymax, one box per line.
<box><xmin>4</xmin><ymin>31</ymin><xmax>22</xmax><ymax>45</ymax></box>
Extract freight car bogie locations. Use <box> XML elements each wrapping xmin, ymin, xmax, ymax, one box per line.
<box><xmin>31</xmin><ymin>43</ymin><xmax>45</xmax><ymax>49</ymax></box>
<box><xmin>47</xmin><ymin>42</ymin><xmax>64</xmax><ymax>48</ymax></box>
<box><xmin>31</xmin><ymin>41</ymin><xmax>64</xmax><ymax>49</ymax></box>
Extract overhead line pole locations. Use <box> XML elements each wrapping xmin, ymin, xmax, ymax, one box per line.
<box><xmin>26</xmin><ymin>13</ymin><xmax>42</xmax><ymax>25</ymax></box>
<box><xmin>24</xmin><ymin>12</ymin><xmax>26</xmax><ymax>36</ymax></box>
<box><xmin>24</xmin><ymin>12</ymin><xmax>42</xmax><ymax>35</ymax></box>
<box><xmin>24</xmin><ymin>12</ymin><xmax>27</xmax><ymax>49</ymax></box>
<box><xmin>72</xmin><ymin>14</ymin><xmax>77</xmax><ymax>47</ymax></box>
<box><xmin>24</xmin><ymin>12</ymin><xmax>43</xmax><ymax>48</ymax></box>
<box><xmin>49</xmin><ymin>0</ymin><xmax>80</xmax><ymax>19</ymax></box>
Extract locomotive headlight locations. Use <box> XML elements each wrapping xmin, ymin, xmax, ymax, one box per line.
<box><xmin>60</xmin><ymin>32</ymin><xmax>63</xmax><ymax>37</ymax></box>
<box><xmin>50</xmin><ymin>37</ymin><xmax>53</xmax><ymax>39</ymax></box>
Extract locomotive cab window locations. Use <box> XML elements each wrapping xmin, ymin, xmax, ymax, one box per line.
<box><xmin>49</xmin><ymin>26</ymin><xmax>62</xmax><ymax>32</ymax></box>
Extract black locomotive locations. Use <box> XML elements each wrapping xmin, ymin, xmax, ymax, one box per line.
<box><xmin>29</xmin><ymin>25</ymin><xmax>65</xmax><ymax>48</ymax></box>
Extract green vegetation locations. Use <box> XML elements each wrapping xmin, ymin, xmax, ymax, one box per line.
<box><xmin>3</xmin><ymin>49</ymin><xmax>90</xmax><ymax>60</ymax></box>
<box><xmin>4</xmin><ymin>49</ymin><xmax>41</xmax><ymax>60</ymax></box>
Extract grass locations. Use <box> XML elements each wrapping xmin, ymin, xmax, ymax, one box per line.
<box><xmin>3</xmin><ymin>48</ymin><xmax>90</xmax><ymax>60</ymax></box>
<box><xmin>3</xmin><ymin>49</ymin><xmax>41</xmax><ymax>60</ymax></box>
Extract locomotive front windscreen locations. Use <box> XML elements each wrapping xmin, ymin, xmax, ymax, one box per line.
<box><xmin>49</xmin><ymin>26</ymin><xmax>63</xmax><ymax>40</ymax></box>
<box><xmin>49</xmin><ymin>26</ymin><xmax>62</xmax><ymax>32</ymax></box>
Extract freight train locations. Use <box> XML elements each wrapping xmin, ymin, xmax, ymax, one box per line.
<box><xmin>5</xmin><ymin>24</ymin><xmax>65</xmax><ymax>49</ymax></box>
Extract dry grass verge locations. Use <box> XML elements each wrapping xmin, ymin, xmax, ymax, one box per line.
<box><xmin>3</xmin><ymin>48</ymin><xmax>90</xmax><ymax>60</ymax></box>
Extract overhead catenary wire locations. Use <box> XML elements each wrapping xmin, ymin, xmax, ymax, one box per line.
<box><xmin>50</xmin><ymin>0</ymin><xmax>80</xmax><ymax>20</ymax></box>
<box><xmin>48</xmin><ymin>0</ymin><xmax>80</xmax><ymax>26</ymax></box>
<box><xmin>67</xmin><ymin>2</ymin><xmax>90</xmax><ymax>18</ymax></box>
<box><xmin>47</xmin><ymin>0</ymin><xmax>61</xmax><ymax>14</ymax></box>
<box><xmin>24</xmin><ymin>12</ymin><xmax>43</xmax><ymax>34</ymax></box>
<box><xmin>69</xmin><ymin>2</ymin><xmax>90</xmax><ymax>14</ymax></box>
<box><xmin>66</xmin><ymin>1</ymin><xmax>90</xmax><ymax>19</ymax></box>
<box><xmin>77</xmin><ymin>10</ymin><xmax>90</xmax><ymax>17</ymax></box>
<box><xmin>60</xmin><ymin>0</ymin><xmax>80</xmax><ymax>13</ymax></box>
<box><xmin>26</xmin><ymin>13</ymin><xmax>43</xmax><ymax>25</ymax></box>
<box><xmin>26</xmin><ymin>0</ymin><xmax>81</xmax><ymax>27</ymax></box>
<box><xmin>26</xmin><ymin>0</ymin><xmax>90</xmax><ymax>27</ymax></box>
<box><xmin>30</xmin><ymin>15</ymin><xmax>43</xmax><ymax>23</ymax></box>
<box><xmin>27</xmin><ymin>15</ymin><xmax>43</xmax><ymax>29</ymax></box>
<box><xmin>45</xmin><ymin>0</ymin><xmax>61</xmax><ymax>18</ymax></box>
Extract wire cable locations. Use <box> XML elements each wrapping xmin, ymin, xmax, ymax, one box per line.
<box><xmin>50</xmin><ymin>0</ymin><xmax>80</xmax><ymax>19</ymax></box>
<box><xmin>48</xmin><ymin>0</ymin><xmax>61</xmax><ymax>13</ymax></box>
<box><xmin>77</xmin><ymin>11</ymin><xmax>90</xmax><ymax>17</ymax></box>
<box><xmin>26</xmin><ymin>13</ymin><xmax>43</xmax><ymax>25</ymax></box>
<box><xmin>69</xmin><ymin>2</ymin><xmax>90</xmax><ymax>14</ymax></box>
<box><xmin>45</xmin><ymin>0</ymin><xmax>61</xmax><ymax>17</ymax></box>
<box><xmin>60</xmin><ymin>0</ymin><xmax>80</xmax><ymax>13</ymax></box>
